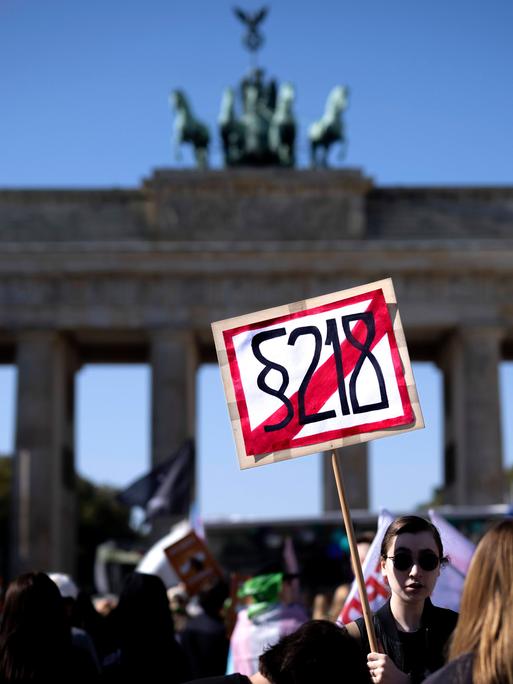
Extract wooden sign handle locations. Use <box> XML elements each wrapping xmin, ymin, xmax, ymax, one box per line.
<box><xmin>331</xmin><ymin>449</ymin><xmax>378</xmax><ymax>653</ymax></box>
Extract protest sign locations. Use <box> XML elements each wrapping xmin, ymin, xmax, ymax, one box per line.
<box><xmin>164</xmin><ymin>530</ymin><xmax>223</xmax><ymax>596</ymax></box>
<box><xmin>212</xmin><ymin>278</ymin><xmax>423</xmax><ymax>652</ymax></box>
<box><xmin>212</xmin><ymin>278</ymin><xmax>423</xmax><ymax>469</ymax></box>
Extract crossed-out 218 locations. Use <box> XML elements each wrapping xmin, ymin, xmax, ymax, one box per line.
<box><xmin>223</xmin><ymin>289</ymin><xmax>414</xmax><ymax>456</ymax></box>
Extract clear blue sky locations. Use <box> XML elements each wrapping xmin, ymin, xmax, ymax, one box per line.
<box><xmin>1</xmin><ymin>0</ymin><xmax>512</xmax><ymax>518</ymax></box>
<box><xmin>1</xmin><ymin>0</ymin><xmax>513</xmax><ymax>186</ymax></box>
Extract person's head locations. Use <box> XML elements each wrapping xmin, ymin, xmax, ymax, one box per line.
<box><xmin>1</xmin><ymin>572</ymin><xmax>68</xmax><ymax>637</ymax></box>
<box><xmin>356</xmin><ymin>531</ymin><xmax>374</xmax><ymax>566</ymax></box>
<box><xmin>380</xmin><ymin>515</ymin><xmax>446</xmax><ymax>605</ymax></box>
<box><xmin>111</xmin><ymin>572</ymin><xmax>181</xmax><ymax>676</ymax></box>
<box><xmin>113</xmin><ymin>572</ymin><xmax>188</xmax><ymax>678</ymax></box>
<box><xmin>258</xmin><ymin>620</ymin><xmax>368</xmax><ymax>684</ymax></box>
<box><xmin>116</xmin><ymin>571</ymin><xmax>175</xmax><ymax>637</ymax></box>
<box><xmin>349</xmin><ymin>530</ymin><xmax>374</xmax><ymax>576</ymax></box>
<box><xmin>239</xmin><ymin>573</ymin><xmax>284</xmax><ymax>619</ymax></box>
<box><xmin>198</xmin><ymin>578</ymin><xmax>229</xmax><ymax>619</ymax></box>
<box><xmin>0</xmin><ymin>572</ymin><xmax>71</xmax><ymax>680</ymax></box>
<box><xmin>449</xmin><ymin>518</ymin><xmax>513</xmax><ymax>684</ymax></box>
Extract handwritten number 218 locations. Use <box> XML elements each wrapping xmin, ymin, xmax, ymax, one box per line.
<box><xmin>251</xmin><ymin>313</ymin><xmax>389</xmax><ymax>433</ymax></box>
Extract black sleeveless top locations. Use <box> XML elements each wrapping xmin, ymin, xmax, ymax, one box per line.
<box><xmin>355</xmin><ymin>598</ymin><xmax>458</xmax><ymax>683</ymax></box>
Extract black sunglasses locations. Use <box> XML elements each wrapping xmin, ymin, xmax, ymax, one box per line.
<box><xmin>386</xmin><ymin>550</ymin><xmax>440</xmax><ymax>572</ymax></box>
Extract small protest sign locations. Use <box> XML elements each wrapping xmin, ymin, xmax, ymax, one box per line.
<box><xmin>212</xmin><ymin>278</ymin><xmax>423</xmax><ymax>468</ymax></box>
<box><xmin>164</xmin><ymin>531</ymin><xmax>223</xmax><ymax>596</ymax></box>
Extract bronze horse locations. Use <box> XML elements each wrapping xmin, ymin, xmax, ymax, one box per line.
<box><xmin>169</xmin><ymin>89</ymin><xmax>210</xmax><ymax>169</ymax></box>
<box><xmin>308</xmin><ymin>85</ymin><xmax>349</xmax><ymax>167</ymax></box>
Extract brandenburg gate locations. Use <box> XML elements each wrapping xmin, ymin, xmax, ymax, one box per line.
<box><xmin>1</xmin><ymin>168</ymin><xmax>511</xmax><ymax>574</ymax></box>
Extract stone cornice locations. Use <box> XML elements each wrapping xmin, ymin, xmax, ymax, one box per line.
<box><xmin>0</xmin><ymin>239</ymin><xmax>511</xmax><ymax>276</ymax></box>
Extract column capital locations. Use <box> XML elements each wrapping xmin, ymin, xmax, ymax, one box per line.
<box><xmin>149</xmin><ymin>327</ymin><xmax>195</xmax><ymax>345</ymax></box>
<box><xmin>456</xmin><ymin>324</ymin><xmax>505</xmax><ymax>342</ymax></box>
<box><xmin>16</xmin><ymin>329</ymin><xmax>60</xmax><ymax>343</ymax></box>
<box><xmin>436</xmin><ymin>324</ymin><xmax>504</xmax><ymax>370</ymax></box>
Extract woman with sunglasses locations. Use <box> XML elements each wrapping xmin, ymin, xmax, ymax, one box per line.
<box><xmin>346</xmin><ymin>515</ymin><xmax>458</xmax><ymax>684</ymax></box>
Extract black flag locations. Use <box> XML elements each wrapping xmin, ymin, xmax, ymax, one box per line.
<box><xmin>117</xmin><ymin>439</ymin><xmax>194</xmax><ymax>520</ymax></box>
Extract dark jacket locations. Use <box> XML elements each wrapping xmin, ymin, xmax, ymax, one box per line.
<box><xmin>423</xmin><ymin>653</ymin><xmax>473</xmax><ymax>684</ymax></box>
<box><xmin>180</xmin><ymin>612</ymin><xmax>230</xmax><ymax>678</ymax></box>
<box><xmin>184</xmin><ymin>676</ymin><xmax>250</xmax><ymax>684</ymax></box>
<box><xmin>354</xmin><ymin>599</ymin><xmax>458</xmax><ymax>683</ymax></box>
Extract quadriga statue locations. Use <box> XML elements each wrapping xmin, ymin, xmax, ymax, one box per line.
<box><xmin>308</xmin><ymin>85</ymin><xmax>349</xmax><ymax>167</ymax></box>
<box><xmin>217</xmin><ymin>70</ymin><xmax>297</xmax><ymax>168</ymax></box>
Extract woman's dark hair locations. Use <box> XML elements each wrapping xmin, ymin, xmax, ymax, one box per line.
<box><xmin>115</xmin><ymin>571</ymin><xmax>176</xmax><ymax>639</ymax></box>
<box><xmin>380</xmin><ymin>515</ymin><xmax>447</xmax><ymax>562</ymax></box>
<box><xmin>0</xmin><ymin>572</ymin><xmax>72</xmax><ymax>681</ymax></box>
<box><xmin>109</xmin><ymin>572</ymin><xmax>190</xmax><ymax>682</ymax></box>
<box><xmin>259</xmin><ymin>620</ymin><xmax>369</xmax><ymax>684</ymax></box>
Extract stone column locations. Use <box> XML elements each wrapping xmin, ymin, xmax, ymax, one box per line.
<box><xmin>151</xmin><ymin>330</ymin><xmax>198</xmax><ymax>463</ymax></box>
<box><xmin>438</xmin><ymin>326</ymin><xmax>504</xmax><ymax>504</ymax></box>
<box><xmin>11</xmin><ymin>332</ymin><xmax>77</xmax><ymax>576</ymax></box>
<box><xmin>323</xmin><ymin>443</ymin><xmax>369</xmax><ymax>511</ymax></box>
<box><xmin>150</xmin><ymin>330</ymin><xmax>197</xmax><ymax>535</ymax></box>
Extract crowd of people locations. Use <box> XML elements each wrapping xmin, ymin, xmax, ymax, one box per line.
<box><xmin>0</xmin><ymin>515</ymin><xmax>512</xmax><ymax>683</ymax></box>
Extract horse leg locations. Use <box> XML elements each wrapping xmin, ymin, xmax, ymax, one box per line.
<box><xmin>321</xmin><ymin>144</ymin><xmax>329</xmax><ymax>168</ymax></box>
<box><xmin>196</xmin><ymin>145</ymin><xmax>208</xmax><ymax>170</ymax></box>
<box><xmin>310</xmin><ymin>141</ymin><xmax>317</xmax><ymax>168</ymax></box>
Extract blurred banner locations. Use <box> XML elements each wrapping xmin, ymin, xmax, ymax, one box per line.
<box><xmin>429</xmin><ymin>508</ymin><xmax>476</xmax><ymax>612</ymax></box>
<box><xmin>339</xmin><ymin>509</ymin><xmax>394</xmax><ymax>623</ymax></box>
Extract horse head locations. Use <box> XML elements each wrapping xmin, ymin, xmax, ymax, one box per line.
<box><xmin>326</xmin><ymin>85</ymin><xmax>349</xmax><ymax>116</ymax></box>
<box><xmin>169</xmin><ymin>89</ymin><xmax>190</xmax><ymax>114</ymax></box>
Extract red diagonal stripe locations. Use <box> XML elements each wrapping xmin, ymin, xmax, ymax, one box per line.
<box><xmin>246</xmin><ymin>292</ymin><xmax>389</xmax><ymax>455</ymax></box>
